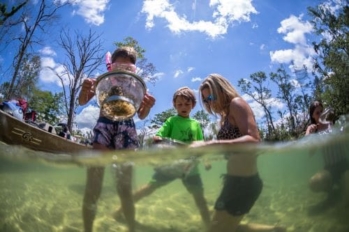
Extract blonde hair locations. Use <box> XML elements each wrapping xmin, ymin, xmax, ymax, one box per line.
<box><xmin>173</xmin><ymin>86</ymin><xmax>196</xmax><ymax>108</ymax></box>
<box><xmin>111</xmin><ymin>46</ymin><xmax>137</xmax><ymax>64</ymax></box>
<box><xmin>199</xmin><ymin>73</ymin><xmax>240</xmax><ymax>118</ymax></box>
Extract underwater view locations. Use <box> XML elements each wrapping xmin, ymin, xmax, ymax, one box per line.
<box><xmin>0</xmin><ymin>123</ymin><xmax>348</xmax><ymax>232</ymax></box>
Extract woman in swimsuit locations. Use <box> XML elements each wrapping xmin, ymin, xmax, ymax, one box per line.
<box><xmin>306</xmin><ymin>101</ymin><xmax>349</xmax><ymax>210</ymax></box>
<box><xmin>190</xmin><ymin>74</ymin><xmax>285</xmax><ymax>232</ymax></box>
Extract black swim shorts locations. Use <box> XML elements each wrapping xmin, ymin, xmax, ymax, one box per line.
<box><xmin>214</xmin><ymin>174</ymin><xmax>263</xmax><ymax>216</ymax></box>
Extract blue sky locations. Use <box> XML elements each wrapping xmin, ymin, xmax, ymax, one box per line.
<box><xmin>0</xmin><ymin>0</ymin><xmax>343</xmax><ymax>134</ymax></box>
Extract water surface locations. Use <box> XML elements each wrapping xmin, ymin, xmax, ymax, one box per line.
<box><xmin>0</xmin><ymin>126</ymin><xmax>348</xmax><ymax>232</ymax></box>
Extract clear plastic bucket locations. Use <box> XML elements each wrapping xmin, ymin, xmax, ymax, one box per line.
<box><xmin>95</xmin><ymin>71</ymin><xmax>146</xmax><ymax>121</ymax></box>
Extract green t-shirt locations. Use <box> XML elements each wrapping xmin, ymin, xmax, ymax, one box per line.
<box><xmin>156</xmin><ymin>115</ymin><xmax>203</xmax><ymax>175</ymax></box>
<box><xmin>156</xmin><ymin>115</ymin><xmax>203</xmax><ymax>143</ymax></box>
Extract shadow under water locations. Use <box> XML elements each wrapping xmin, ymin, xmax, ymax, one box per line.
<box><xmin>0</xmin><ymin>116</ymin><xmax>349</xmax><ymax>232</ymax></box>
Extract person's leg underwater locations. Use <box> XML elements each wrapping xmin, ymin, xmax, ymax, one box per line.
<box><xmin>82</xmin><ymin>166</ymin><xmax>105</xmax><ymax>232</ymax></box>
<box><xmin>184</xmin><ymin>174</ymin><xmax>211</xmax><ymax>229</ymax></box>
<box><xmin>116</xmin><ymin>163</ymin><xmax>135</xmax><ymax>232</ymax></box>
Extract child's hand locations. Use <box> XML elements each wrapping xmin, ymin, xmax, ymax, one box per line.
<box><xmin>189</xmin><ymin>141</ymin><xmax>207</xmax><ymax>148</ymax></box>
<box><xmin>82</xmin><ymin>78</ymin><xmax>96</xmax><ymax>95</ymax></box>
<box><xmin>79</xmin><ymin>78</ymin><xmax>96</xmax><ymax>105</ymax></box>
<box><xmin>137</xmin><ymin>92</ymin><xmax>156</xmax><ymax>119</ymax></box>
<box><xmin>153</xmin><ymin>136</ymin><xmax>162</xmax><ymax>143</ymax></box>
<box><xmin>306</xmin><ymin>124</ymin><xmax>317</xmax><ymax>135</ymax></box>
<box><xmin>141</xmin><ymin>92</ymin><xmax>156</xmax><ymax>109</ymax></box>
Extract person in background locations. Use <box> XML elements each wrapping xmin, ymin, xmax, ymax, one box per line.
<box><xmin>78</xmin><ymin>46</ymin><xmax>156</xmax><ymax>232</ymax></box>
<box><xmin>113</xmin><ymin>87</ymin><xmax>211</xmax><ymax>229</ymax></box>
<box><xmin>58</xmin><ymin>123</ymin><xmax>71</xmax><ymax>140</ymax></box>
<box><xmin>190</xmin><ymin>74</ymin><xmax>286</xmax><ymax>232</ymax></box>
<box><xmin>306</xmin><ymin>101</ymin><xmax>349</xmax><ymax>212</ymax></box>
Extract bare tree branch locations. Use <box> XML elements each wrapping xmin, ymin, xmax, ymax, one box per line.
<box><xmin>53</xmin><ymin>28</ymin><xmax>104</xmax><ymax>131</ymax></box>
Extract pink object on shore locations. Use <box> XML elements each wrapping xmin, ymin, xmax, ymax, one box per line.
<box><xmin>105</xmin><ymin>51</ymin><xmax>112</xmax><ymax>71</ymax></box>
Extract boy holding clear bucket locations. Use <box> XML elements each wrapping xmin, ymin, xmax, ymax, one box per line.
<box><xmin>78</xmin><ymin>46</ymin><xmax>155</xmax><ymax>232</ymax></box>
<box><xmin>113</xmin><ymin>87</ymin><xmax>211</xmax><ymax>229</ymax></box>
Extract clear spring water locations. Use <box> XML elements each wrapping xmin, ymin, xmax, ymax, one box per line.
<box><xmin>0</xmin><ymin>118</ymin><xmax>349</xmax><ymax>232</ymax></box>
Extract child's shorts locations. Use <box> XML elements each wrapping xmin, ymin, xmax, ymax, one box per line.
<box><xmin>93</xmin><ymin>117</ymin><xmax>139</xmax><ymax>149</ymax></box>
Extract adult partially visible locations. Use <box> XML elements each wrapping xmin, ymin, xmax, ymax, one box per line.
<box><xmin>190</xmin><ymin>74</ymin><xmax>286</xmax><ymax>232</ymax></box>
<box><xmin>306</xmin><ymin>101</ymin><xmax>349</xmax><ymax>212</ymax></box>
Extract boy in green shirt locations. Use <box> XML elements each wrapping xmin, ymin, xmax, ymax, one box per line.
<box><xmin>114</xmin><ymin>87</ymin><xmax>211</xmax><ymax>228</ymax></box>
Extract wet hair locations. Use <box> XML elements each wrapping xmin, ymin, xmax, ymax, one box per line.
<box><xmin>173</xmin><ymin>87</ymin><xmax>196</xmax><ymax>108</ymax></box>
<box><xmin>309</xmin><ymin>100</ymin><xmax>323</xmax><ymax>124</ymax></box>
<box><xmin>199</xmin><ymin>73</ymin><xmax>240</xmax><ymax>117</ymax></box>
<box><xmin>111</xmin><ymin>46</ymin><xmax>137</xmax><ymax>64</ymax></box>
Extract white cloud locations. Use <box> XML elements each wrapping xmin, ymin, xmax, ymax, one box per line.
<box><xmin>39</xmin><ymin>47</ymin><xmax>57</xmax><ymax>56</ymax></box>
<box><xmin>270</xmin><ymin>15</ymin><xmax>316</xmax><ymax>71</ymax></box>
<box><xmin>187</xmin><ymin>67</ymin><xmax>194</xmax><ymax>72</ymax></box>
<box><xmin>40</xmin><ymin>57</ymin><xmax>72</xmax><ymax>86</ymax></box>
<box><xmin>146</xmin><ymin>72</ymin><xmax>165</xmax><ymax>83</ymax></box>
<box><xmin>270</xmin><ymin>45</ymin><xmax>315</xmax><ymax>70</ymax></box>
<box><xmin>277</xmin><ymin>15</ymin><xmax>313</xmax><ymax>45</ymax></box>
<box><xmin>75</xmin><ymin>104</ymin><xmax>99</xmax><ymax>130</ymax></box>
<box><xmin>55</xmin><ymin>0</ymin><xmax>109</xmax><ymax>26</ymax></box>
<box><xmin>191</xmin><ymin>77</ymin><xmax>202</xmax><ymax>82</ymax></box>
<box><xmin>40</xmin><ymin>57</ymin><xmax>61</xmax><ymax>85</ymax></box>
<box><xmin>174</xmin><ymin>69</ymin><xmax>183</xmax><ymax>78</ymax></box>
<box><xmin>141</xmin><ymin>0</ymin><xmax>257</xmax><ymax>38</ymax></box>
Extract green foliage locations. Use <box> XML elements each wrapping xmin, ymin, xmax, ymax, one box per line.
<box><xmin>192</xmin><ymin>109</ymin><xmax>210</xmax><ymax>128</ymax></box>
<box><xmin>308</xmin><ymin>1</ymin><xmax>349</xmax><ymax>116</ymax></box>
<box><xmin>115</xmin><ymin>37</ymin><xmax>146</xmax><ymax>59</ymax></box>
<box><xmin>151</xmin><ymin>108</ymin><xmax>177</xmax><ymax>126</ymax></box>
<box><xmin>28</xmin><ymin>90</ymin><xmax>64</xmax><ymax>125</ymax></box>
<box><xmin>0</xmin><ymin>54</ymin><xmax>40</xmax><ymax>99</ymax></box>
<box><xmin>238</xmin><ymin>66</ymin><xmax>312</xmax><ymax>141</ymax></box>
<box><xmin>114</xmin><ymin>37</ymin><xmax>157</xmax><ymax>84</ymax></box>
<box><xmin>15</xmin><ymin>55</ymin><xmax>41</xmax><ymax>99</ymax></box>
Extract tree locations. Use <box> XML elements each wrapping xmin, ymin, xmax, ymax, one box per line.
<box><xmin>2</xmin><ymin>0</ymin><xmax>66</xmax><ymax>99</ymax></box>
<box><xmin>50</xmin><ymin>29</ymin><xmax>104</xmax><ymax>132</ymax></box>
<box><xmin>270</xmin><ymin>67</ymin><xmax>297</xmax><ymax>135</ymax></box>
<box><xmin>0</xmin><ymin>54</ymin><xmax>40</xmax><ymax>99</ymax></box>
<box><xmin>150</xmin><ymin>108</ymin><xmax>177</xmax><ymax>126</ymax></box>
<box><xmin>115</xmin><ymin>37</ymin><xmax>158</xmax><ymax>84</ymax></box>
<box><xmin>13</xmin><ymin>55</ymin><xmax>40</xmax><ymax>99</ymax></box>
<box><xmin>192</xmin><ymin>109</ymin><xmax>210</xmax><ymax>129</ymax></box>
<box><xmin>0</xmin><ymin>1</ymin><xmax>27</xmax><ymax>26</ymax></box>
<box><xmin>293</xmin><ymin>65</ymin><xmax>313</xmax><ymax>132</ymax></box>
<box><xmin>238</xmin><ymin>72</ymin><xmax>276</xmax><ymax>140</ymax></box>
<box><xmin>308</xmin><ymin>1</ymin><xmax>349</xmax><ymax>116</ymax></box>
<box><xmin>28</xmin><ymin>89</ymin><xmax>64</xmax><ymax>125</ymax></box>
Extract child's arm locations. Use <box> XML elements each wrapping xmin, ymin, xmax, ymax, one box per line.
<box><xmin>79</xmin><ymin>78</ymin><xmax>96</xmax><ymax>106</ymax></box>
<box><xmin>137</xmin><ymin>92</ymin><xmax>155</xmax><ymax>120</ymax></box>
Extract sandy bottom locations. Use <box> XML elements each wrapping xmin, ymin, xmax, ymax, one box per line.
<box><xmin>0</xmin><ymin>159</ymin><xmax>348</xmax><ymax>232</ymax></box>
